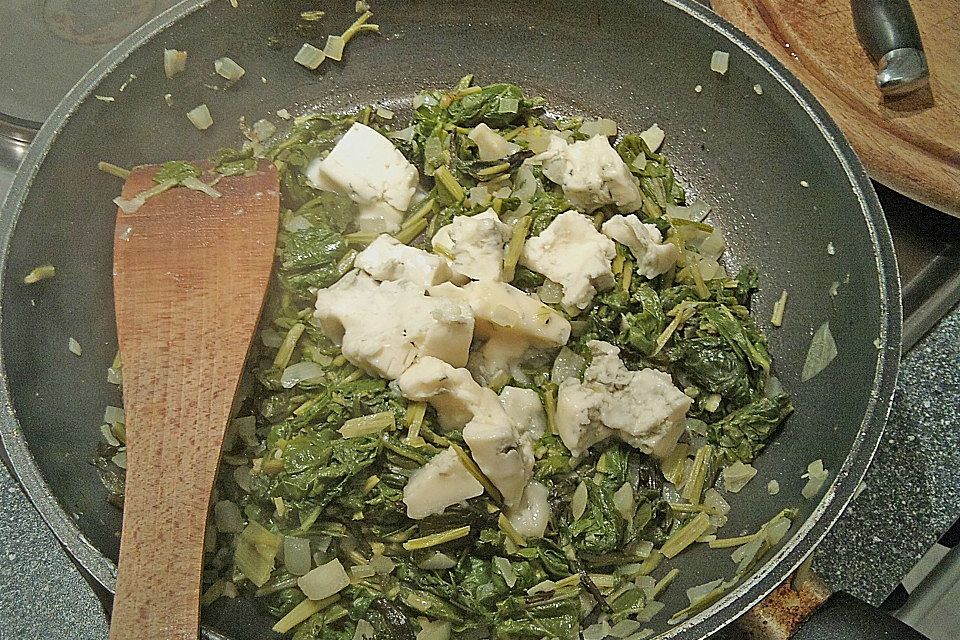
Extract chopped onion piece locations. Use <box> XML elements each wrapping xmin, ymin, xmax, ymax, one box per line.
<box><xmin>767</xmin><ymin>480</ymin><xmax>780</xmax><ymax>495</ymax></box>
<box><xmin>711</xmin><ymin>50</ymin><xmax>730</xmax><ymax>75</ymax></box>
<box><xmin>416</xmin><ymin>620</ymin><xmax>451</xmax><ymax>640</ymax></box>
<box><xmin>280</xmin><ymin>361</ymin><xmax>326</xmax><ymax>388</ymax></box>
<box><xmin>580</xmin><ymin>118</ymin><xmax>618</xmax><ymax>138</ymax></box>
<box><xmin>610</xmin><ymin>619</ymin><xmax>643</xmax><ymax>638</ymax></box>
<box><xmin>537</xmin><ymin>279</ymin><xmax>564</xmax><ymax>305</ymax></box>
<box><xmin>182</xmin><ymin>176</ymin><xmax>222</xmax><ymax>198</ymax></box>
<box><xmin>723</xmin><ymin>461</ymin><xmax>757</xmax><ymax>493</ymax></box>
<box><xmin>252</xmin><ymin>118</ymin><xmax>277</xmax><ymax>142</ymax></box>
<box><xmin>23</xmin><ymin>264</ymin><xmax>56</xmax><ymax>284</ymax></box>
<box><xmin>551</xmin><ymin>346</ymin><xmax>585</xmax><ymax>384</ymax></box>
<box><xmin>582</xmin><ymin>622</ymin><xmax>610</xmax><ymax>640</ymax></box>
<box><xmin>731</xmin><ymin>536</ymin><xmax>764</xmax><ymax>565</ymax></box>
<box><xmin>369</xmin><ymin>553</ymin><xmax>396</xmax><ymax>575</ymax></box>
<box><xmin>234</xmin><ymin>466</ymin><xmax>252</xmax><ymax>492</ymax></box>
<box><xmin>100</xmin><ymin>424</ymin><xmax>120</xmax><ymax>447</ymax></box>
<box><xmin>284</xmin><ymin>215</ymin><xmax>313</xmax><ymax>232</ymax></box>
<box><xmin>163</xmin><ymin>49</ymin><xmax>188</xmax><ymax>78</ymax></box>
<box><xmin>527</xmin><ymin>579</ymin><xmax>556</xmax><ymax>595</ymax></box>
<box><xmin>104</xmin><ymin>405</ymin><xmax>125</xmax><ymax>425</ymax></box>
<box><xmin>350</xmin><ymin>564</ymin><xmax>376</xmax><ymax>578</ymax></box>
<box><xmin>324</xmin><ymin>35</ymin><xmax>346</xmax><ymax>61</ymax></box>
<box><xmin>639</xmin><ymin>123</ymin><xmax>665</xmax><ymax>152</ymax></box>
<box><xmin>666</xmin><ymin>200</ymin><xmax>711</xmax><ymax>222</ymax></box>
<box><xmin>277</xmin><ymin>108</ymin><xmax>292</xmax><ymax>120</ymax></box>
<box><xmin>214</xmin><ymin>500</ymin><xmax>245</xmax><ymax>533</ymax></box>
<box><xmin>614</xmin><ymin>482</ymin><xmax>635</xmax><ymax>520</ymax></box>
<box><xmin>353</xmin><ymin>620</ymin><xmax>375</xmax><ymax>640</ymax></box>
<box><xmin>467</xmin><ymin>185</ymin><xmax>490</xmax><ymax>207</ymax></box>
<box><xmin>214</xmin><ymin>56</ymin><xmax>246</xmax><ymax>81</ymax></box>
<box><xmin>376</xmin><ymin>106</ymin><xmax>395</xmax><ymax>120</ymax></box>
<box><xmin>297</xmin><ymin>558</ymin><xmax>350</xmax><ymax>600</ymax></box>
<box><xmin>284</xmin><ymin>536</ymin><xmax>312</xmax><ymax>575</ymax></box>
<box><xmin>753</xmin><ymin>84</ymin><xmax>764</xmax><ymax>95</ymax></box>
<box><xmin>686</xmin><ymin>578</ymin><xmax>724</xmax><ymax>605</ymax></box>
<box><xmin>187</xmin><ymin>104</ymin><xmax>213</xmax><ymax>130</ymax></box>
<box><xmin>765</xmin><ymin>516</ymin><xmax>792</xmax><ymax>546</ymax></box>
<box><xmin>111</xmin><ymin>450</ymin><xmax>127</xmax><ymax>469</ymax></box>
<box><xmin>295</xmin><ymin>43</ymin><xmax>326</xmax><ymax>70</ymax></box>
<box><xmin>493</xmin><ymin>556</ymin><xmax>517</xmax><ymax>588</ymax></box>
<box><xmin>801</xmin><ymin>459</ymin><xmax>829</xmax><ymax>499</ymax></box>
<box><xmin>703</xmin><ymin>488</ymin><xmax>730</xmax><ymax>515</ymax></box>
<box><xmin>416</xmin><ymin>551</ymin><xmax>457</xmax><ymax>571</ymax></box>
<box><xmin>571</xmin><ymin>481</ymin><xmax>588</xmax><ymax>520</ymax></box>
<box><xmin>68</xmin><ymin>337</ymin><xmax>82</xmax><ymax>356</ymax></box>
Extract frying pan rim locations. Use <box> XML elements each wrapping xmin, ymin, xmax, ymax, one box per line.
<box><xmin>0</xmin><ymin>0</ymin><xmax>902</xmax><ymax>637</ymax></box>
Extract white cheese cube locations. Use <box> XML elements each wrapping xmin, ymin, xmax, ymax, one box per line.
<box><xmin>432</xmin><ymin>209</ymin><xmax>511</xmax><ymax>282</ymax></box>
<box><xmin>354</xmin><ymin>234</ymin><xmax>452</xmax><ymax>288</ymax></box>
<box><xmin>314</xmin><ymin>271</ymin><xmax>473</xmax><ymax>380</ymax></box>
<box><xmin>520</xmin><ymin>211</ymin><xmax>616</xmax><ymax>309</ymax></box>
<box><xmin>505</xmin><ymin>480</ymin><xmax>551</xmax><ymax>539</ymax></box>
<box><xmin>467</xmin><ymin>332</ymin><xmax>531</xmax><ymax>387</ymax></box>
<box><xmin>403</xmin><ymin>447</ymin><xmax>484</xmax><ymax>519</ymax></box>
<box><xmin>556</xmin><ymin>340</ymin><xmax>692</xmax><ymax>458</ymax></box>
<box><xmin>394</xmin><ymin>356</ymin><xmax>496</xmax><ymax>430</ymax></box>
<box><xmin>429</xmin><ymin>280</ymin><xmax>570</xmax><ymax>347</ymax></box>
<box><xmin>534</xmin><ymin>135</ymin><xmax>643</xmax><ymax>212</ymax></box>
<box><xmin>601</xmin><ymin>214</ymin><xmax>679</xmax><ymax>279</ymax></box>
<box><xmin>499</xmin><ymin>386</ymin><xmax>547</xmax><ymax>439</ymax></box>
<box><xmin>463</xmin><ymin>412</ymin><xmax>534</xmax><ymax>508</ymax></box>
<box><xmin>304</xmin><ymin>122</ymin><xmax>419</xmax><ymax>234</ymax></box>
<box><xmin>468</xmin><ymin>123</ymin><xmax>520</xmax><ymax>162</ymax></box>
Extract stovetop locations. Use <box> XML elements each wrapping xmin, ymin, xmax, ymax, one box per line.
<box><xmin>0</xmin><ymin>2</ymin><xmax>958</xmax><ymax>638</ymax></box>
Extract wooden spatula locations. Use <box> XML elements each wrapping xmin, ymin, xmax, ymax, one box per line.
<box><xmin>109</xmin><ymin>161</ymin><xmax>280</xmax><ymax>640</ymax></box>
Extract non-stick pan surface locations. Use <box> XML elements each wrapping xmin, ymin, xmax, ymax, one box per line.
<box><xmin>0</xmin><ymin>1</ymin><xmax>900</xmax><ymax>638</ymax></box>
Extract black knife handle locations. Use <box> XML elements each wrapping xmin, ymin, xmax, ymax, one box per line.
<box><xmin>851</xmin><ymin>0</ymin><xmax>923</xmax><ymax>61</ymax></box>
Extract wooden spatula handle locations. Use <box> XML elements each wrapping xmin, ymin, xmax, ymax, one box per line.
<box><xmin>109</xmin><ymin>360</ymin><xmax>235</xmax><ymax>639</ymax></box>
<box><xmin>109</xmin><ymin>163</ymin><xmax>279</xmax><ymax>639</ymax></box>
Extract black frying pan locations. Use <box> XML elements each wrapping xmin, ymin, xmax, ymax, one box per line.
<box><xmin>0</xmin><ymin>0</ymin><xmax>914</xmax><ymax>638</ymax></box>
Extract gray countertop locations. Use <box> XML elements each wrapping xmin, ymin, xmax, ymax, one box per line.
<box><xmin>0</xmin><ymin>303</ymin><xmax>956</xmax><ymax>637</ymax></box>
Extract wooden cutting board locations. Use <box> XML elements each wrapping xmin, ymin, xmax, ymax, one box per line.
<box><xmin>712</xmin><ymin>0</ymin><xmax>960</xmax><ymax>218</ymax></box>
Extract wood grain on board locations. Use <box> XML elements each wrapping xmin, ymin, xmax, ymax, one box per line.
<box><xmin>712</xmin><ymin>0</ymin><xmax>960</xmax><ymax>218</ymax></box>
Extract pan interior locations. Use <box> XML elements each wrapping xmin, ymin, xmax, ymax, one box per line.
<box><xmin>0</xmin><ymin>1</ymin><xmax>895</xmax><ymax>638</ymax></box>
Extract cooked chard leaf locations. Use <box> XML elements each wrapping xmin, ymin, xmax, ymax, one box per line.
<box><xmin>707</xmin><ymin>395</ymin><xmax>794</xmax><ymax>463</ymax></box>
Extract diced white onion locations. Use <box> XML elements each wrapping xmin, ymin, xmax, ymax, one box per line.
<box><xmin>68</xmin><ymin>337</ymin><xmax>82</xmax><ymax>356</ymax></box>
<box><xmin>582</xmin><ymin>621</ymin><xmax>610</xmax><ymax>640</ymax></box>
<box><xmin>722</xmin><ymin>461</ymin><xmax>757</xmax><ymax>493</ymax></box>
<box><xmin>297</xmin><ymin>558</ymin><xmax>350</xmax><ymax>600</ymax></box>
<box><xmin>187</xmin><ymin>104</ymin><xmax>213</xmax><ymax>130</ymax></box>
<box><xmin>467</xmin><ymin>185</ymin><xmax>490</xmax><ymax>207</ymax></box>
<box><xmin>280</xmin><ymin>361</ymin><xmax>326</xmax><ymax>388</ymax></box>
<box><xmin>369</xmin><ymin>553</ymin><xmax>396</xmax><ymax>575</ymax></box>
<box><xmin>537</xmin><ymin>279</ymin><xmax>564</xmax><ymax>305</ymax></box>
<box><xmin>214</xmin><ymin>56</ymin><xmax>246</xmax><ymax>81</ymax></box>
<box><xmin>493</xmin><ymin>556</ymin><xmax>517</xmax><ymax>588</ymax></box>
<box><xmin>376</xmin><ymin>106</ymin><xmax>395</xmax><ymax>120</ymax></box>
<box><xmin>104</xmin><ymin>405</ymin><xmax>125</xmax><ymax>425</ymax></box>
<box><xmin>417</xmin><ymin>551</ymin><xmax>457</xmax><ymax>571</ymax></box>
<box><xmin>580</xmin><ymin>118</ymin><xmax>618</xmax><ymax>138</ymax></box>
<box><xmin>284</xmin><ymin>215</ymin><xmax>313</xmax><ymax>232</ymax></box>
<box><xmin>711</xmin><ymin>50</ymin><xmax>730</xmax><ymax>75</ymax></box>
<box><xmin>551</xmin><ymin>346</ymin><xmax>585</xmax><ymax>384</ymax></box>
<box><xmin>686</xmin><ymin>578</ymin><xmax>723</xmax><ymax>605</ymax></box>
<box><xmin>324</xmin><ymin>35</ymin><xmax>346</xmax><ymax>62</ymax></box>
<box><xmin>801</xmin><ymin>459</ymin><xmax>829</xmax><ymax>499</ymax></box>
<box><xmin>666</xmin><ymin>201</ymin><xmax>711</xmax><ymax>222</ymax></box>
<box><xmin>732</xmin><ymin>536</ymin><xmax>764</xmax><ymax>566</ymax></box>
<box><xmin>182</xmin><ymin>176</ymin><xmax>222</xmax><ymax>198</ymax></box>
<box><xmin>703</xmin><ymin>488</ymin><xmax>730</xmax><ymax>516</ymax></box>
<box><xmin>765</xmin><ymin>516</ymin><xmax>792</xmax><ymax>546</ymax></box>
<box><xmin>350</xmin><ymin>564</ymin><xmax>376</xmax><ymax>578</ymax></box>
<box><xmin>527</xmin><ymin>579</ymin><xmax>556</xmax><ymax>595</ymax></box>
<box><xmin>416</xmin><ymin>620</ymin><xmax>451</xmax><ymax>640</ymax></box>
<box><xmin>613</xmin><ymin>483</ymin><xmax>635</xmax><ymax>520</ymax></box>
<box><xmin>163</xmin><ymin>49</ymin><xmax>188</xmax><ymax>78</ymax></box>
<box><xmin>572</xmin><ymin>481</ymin><xmax>588</xmax><ymax>520</ymax></box>
<box><xmin>639</xmin><ymin>124</ymin><xmax>665</xmax><ymax>153</ymax></box>
<box><xmin>283</xmin><ymin>536</ymin><xmax>312</xmax><ymax>575</ymax></box>
<box><xmin>234</xmin><ymin>466</ymin><xmax>252</xmax><ymax>492</ymax></box>
<box><xmin>100</xmin><ymin>424</ymin><xmax>120</xmax><ymax>447</ymax></box>
<box><xmin>252</xmin><ymin>119</ymin><xmax>277</xmax><ymax>142</ymax></box>
<box><xmin>294</xmin><ymin>43</ymin><xmax>326</xmax><ymax>70</ymax></box>
<box><xmin>214</xmin><ymin>500</ymin><xmax>245</xmax><ymax>534</ymax></box>
<box><xmin>610</xmin><ymin>619</ymin><xmax>643</xmax><ymax>638</ymax></box>
<box><xmin>112</xmin><ymin>450</ymin><xmax>127</xmax><ymax>469</ymax></box>
<box><xmin>352</xmin><ymin>620</ymin><xmax>375</xmax><ymax>640</ymax></box>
